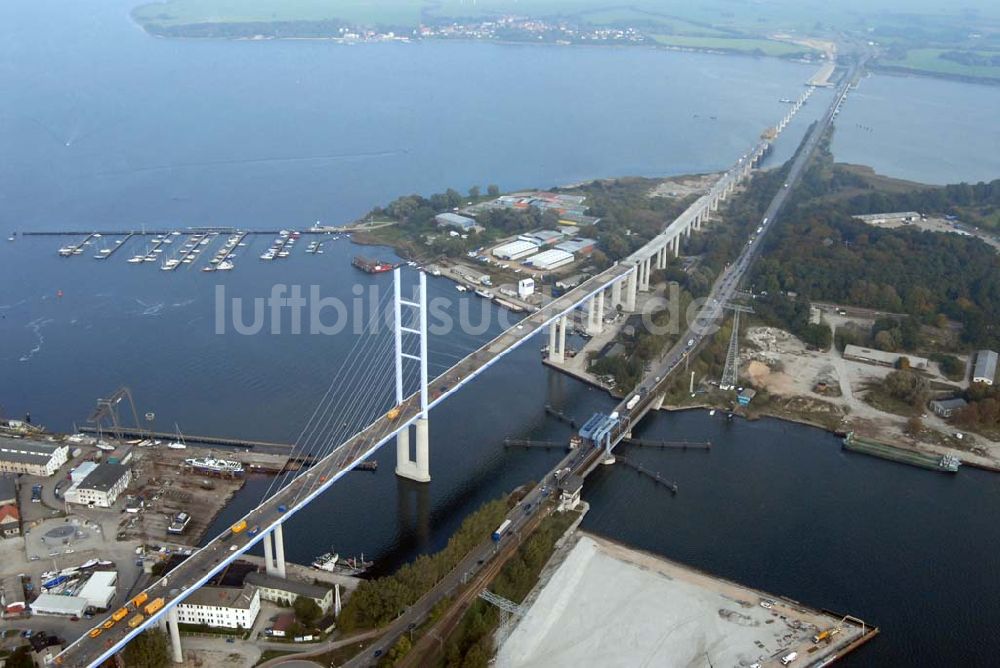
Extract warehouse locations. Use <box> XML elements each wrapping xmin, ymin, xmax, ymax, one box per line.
<box><xmin>493</xmin><ymin>239</ymin><xmax>539</xmax><ymax>261</ymax></box>
<box><xmin>0</xmin><ymin>437</ymin><xmax>68</xmax><ymax>476</ymax></box>
<box><xmin>64</xmin><ymin>463</ymin><xmax>131</xmax><ymax>508</ymax></box>
<box><xmin>525</xmin><ymin>249</ymin><xmax>574</xmax><ymax>271</ymax></box>
<box><xmin>30</xmin><ymin>593</ymin><xmax>89</xmax><ymax>618</ymax></box>
<box><xmin>519</xmin><ymin>229</ymin><xmax>564</xmax><ymax>248</ymax></box>
<box><xmin>555</xmin><ymin>238</ymin><xmax>597</xmax><ymax>256</ymax></box>
<box><xmin>176</xmin><ymin>584</ymin><xmax>260</xmax><ymax>629</ymax></box>
<box><xmin>245</xmin><ymin>571</ymin><xmax>334</xmax><ymax>614</ymax></box>
<box><xmin>435</xmin><ymin>212</ymin><xmax>482</xmax><ymax>232</ymax></box>
<box><xmin>77</xmin><ymin>571</ymin><xmax>117</xmax><ymax>610</ymax></box>
<box><xmin>930</xmin><ymin>398</ymin><xmax>968</xmax><ymax>419</ymax></box>
<box><xmin>973</xmin><ymin>350</ymin><xmax>997</xmax><ymax>385</ymax></box>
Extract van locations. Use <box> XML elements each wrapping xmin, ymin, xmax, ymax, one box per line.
<box><xmin>781</xmin><ymin>652</ymin><xmax>798</xmax><ymax>665</ymax></box>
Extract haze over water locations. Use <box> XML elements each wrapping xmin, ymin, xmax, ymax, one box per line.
<box><xmin>2</xmin><ymin>2</ymin><xmax>1000</xmax><ymax>666</ymax></box>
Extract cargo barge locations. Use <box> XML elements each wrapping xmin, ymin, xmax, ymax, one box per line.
<box><xmin>843</xmin><ymin>432</ymin><xmax>961</xmax><ymax>473</ymax></box>
<box><xmin>352</xmin><ymin>256</ymin><xmax>397</xmax><ymax>274</ymax></box>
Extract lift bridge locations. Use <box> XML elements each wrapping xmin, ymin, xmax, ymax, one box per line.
<box><xmin>55</xmin><ymin>91</ymin><xmax>813</xmax><ymax>667</ymax></box>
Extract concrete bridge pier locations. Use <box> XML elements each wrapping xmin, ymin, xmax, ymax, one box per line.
<box><xmin>624</xmin><ymin>269</ymin><xmax>638</xmax><ymax>311</ymax></box>
<box><xmin>639</xmin><ymin>257</ymin><xmax>652</xmax><ymax>291</ymax></box>
<box><xmin>547</xmin><ymin>314</ymin><xmax>569</xmax><ymax>361</ymax></box>
<box><xmin>672</xmin><ymin>235</ymin><xmax>681</xmax><ymax>257</ymax></box>
<box><xmin>167</xmin><ymin>608</ymin><xmax>183</xmax><ymax>664</ymax></box>
<box><xmin>263</xmin><ymin>522</ymin><xmax>288</xmax><ymax>577</ymax></box>
<box><xmin>611</xmin><ymin>279</ymin><xmax>622</xmax><ymax>309</ymax></box>
<box><xmin>396</xmin><ymin>418</ymin><xmax>431</xmax><ymax>483</ymax></box>
<box><xmin>586</xmin><ymin>291</ymin><xmax>605</xmax><ymax>335</ymax></box>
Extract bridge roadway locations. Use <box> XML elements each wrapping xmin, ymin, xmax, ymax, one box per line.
<box><xmin>56</xmin><ymin>265</ymin><xmax>634</xmax><ymax>667</ymax></box>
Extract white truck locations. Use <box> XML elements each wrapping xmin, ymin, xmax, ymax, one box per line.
<box><xmin>780</xmin><ymin>652</ymin><xmax>798</xmax><ymax>665</ymax></box>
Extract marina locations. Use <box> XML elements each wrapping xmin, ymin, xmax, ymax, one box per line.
<box><xmin>57</xmin><ymin>232</ymin><xmax>97</xmax><ymax>257</ymax></box>
<box><xmin>259</xmin><ymin>229</ymin><xmax>299</xmax><ymax>261</ymax></box>
<box><xmin>203</xmin><ymin>231</ymin><xmax>246</xmax><ymax>272</ymax></box>
<box><xmin>160</xmin><ymin>232</ymin><xmax>213</xmax><ymax>271</ymax></box>
<box><xmin>91</xmin><ymin>233</ymin><xmax>133</xmax><ymax>260</ymax></box>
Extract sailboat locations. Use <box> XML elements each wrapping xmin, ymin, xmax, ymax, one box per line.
<box><xmin>166</xmin><ymin>424</ymin><xmax>187</xmax><ymax>450</ymax></box>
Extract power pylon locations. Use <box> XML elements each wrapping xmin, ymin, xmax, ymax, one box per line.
<box><xmin>719</xmin><ymin>303</ymin><xmax>754</xmax><ymax>391</ymax></box>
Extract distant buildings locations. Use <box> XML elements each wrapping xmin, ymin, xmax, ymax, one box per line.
<box><xmin>176</xmin><ymin>584</ymin><xmax>260</xmax><ymax>629</ymax></box>
<box><xmin>525</xmin><ymin>249</ymin><xmax>574</xmax><ymax>270</ymax></box>
<box><xmin>0</xmin><ymin>437</ymin><xmax>68</xmax><ymax>476</ymax></box>
<box><xmin>245</xmin><ymin>572</ymin><xmax>334</xmax><ymax>614</ymax></box>
<box><xmin>973</xmin><ymin>350</ymin><xmax>997</xmax><ymax>385</ymax></box>
<box><xmin>493</xmin><ymin>240</ymin><xmax>539</xmax><ymax>261</ymax></box>
<box><xmin>64</xmin><ymin>463</ymin><xmax>131</xmax><ymax>508</ymax></box>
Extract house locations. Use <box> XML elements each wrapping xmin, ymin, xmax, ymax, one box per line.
<box><xmin>176</xmin><ymin>584</ymin><xmax>260</xmax><ymax>629</ymax></box>
<box><xmin>244</xmin><ymin>572</ymin><xmax>334</xmax><ymax>614</ymax></box>
<box><xmin>0</xmin><ymin>437</ymin><xmax>69</xmax><ymax>476</ymax></box>
<box><xmin>0</xmin><ymin>504</ymin><xmax>21</xmax><ymax>538</ymax></box>
<box><xmin>930</xmin><ymin>398</ymin><xmax>968</xmax><ymax>419</ymax></box>
<box><xmin>737</xmin><ymin>388</ymin><xmax>757</xmax><ymax>407</ymax></box>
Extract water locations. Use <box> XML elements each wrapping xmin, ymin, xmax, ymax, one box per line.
<box><xmin>3</xmin><ymin>2</ymin><xmax>1000</xmax><ymax>665</ymax></box>
<box><xmin>832</xmin><ymin>73</ymin><xmax>1000</xmax><ymax>184</ymax></box>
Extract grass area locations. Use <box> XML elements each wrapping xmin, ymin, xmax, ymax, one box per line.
<box><xmin>253</xmin><ymin>649</ymin><xmax>293</xmax><ymax>666</ymax></box>
<box><xmin>878</xmin><ymin>48</ymin><xmax>1000</xmax><ymax>82</ymax></box>
<box><xmin>651</xmin><ymin>34</ymin><xmax>813</xmax><ymax>57</ymax></box>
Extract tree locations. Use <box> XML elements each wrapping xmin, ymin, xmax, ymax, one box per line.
<box><xmin>293</xmin><ymin>595</ymin><xmax>322</xmax><ymax>627</ymax></box>
<box><xmin>905</xmin><ymin>416</ymin><xmax>923</xmax><ymax>436</ymax></box>
<box><xmin>123</xmin><ymin>629</ymin><xmax>170</xmax><ymax>668</ymax></box>
<box><xmin>468</xmin><ymin>185</ymin><xmax>480</xmax><ymax>200</ymax></box>
<box><xmin>486</xmin><ymin>184</ymin><xmax>500</xmax><ymax>197</ymax></box>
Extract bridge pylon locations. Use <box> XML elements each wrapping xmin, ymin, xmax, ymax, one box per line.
<box><xmin>394</xmin><ymin>269</ymin><xmax>431</xmax><ymax>483</ymax></box>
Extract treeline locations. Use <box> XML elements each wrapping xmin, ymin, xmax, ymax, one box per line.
<box><xmin>845</xmin><ymin>177</ymin><xmax>1000</xmax><ymax>223</ymax></box>
<box><xmin>955</xmin><ymin>383</ymin><xmax>1000</xmax><ymax>435</ymax></box>
<box><xmin>442</xmin><ymin>512</ymin><xmax>578</xmax><ymax>668</ymax></box>
<box><xmin>141</xmin><ymin>20</ymin><xmax>353</xmax><ymax>39</ymax></box>
<box><xmin>337</xmin><ymin>498</ymin><xmax>510</xmax><ymax>632</ymax></box>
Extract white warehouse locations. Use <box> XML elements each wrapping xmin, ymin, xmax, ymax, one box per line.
<box><xmin>492</xmin><ymin>240</ymin><xmax>538</xmax><ymax>261</ymax></box>
<box><xmin>525</xmin><ymin>249</ymin><xmax>574</xmax><ymax>271</ymax></box>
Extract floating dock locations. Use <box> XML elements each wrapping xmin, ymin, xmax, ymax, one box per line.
<box><xmin>621</xmin><ymin>438</ymin><xmax>710</xmax><ymax>450</ymax></box>
<box><xmin>92</xmin><ymin>233</ymin><xmax>133</xmax><ymax>260</ymax></box>
<box><xmin>843</xmin><ymin>432</ymin><xmax>961</xmax><ymax>473</ymax></box>
<box><xmin>614</xmin><ymin>455</ymin><xmax>678</xmax><ymax>494</ymax></box>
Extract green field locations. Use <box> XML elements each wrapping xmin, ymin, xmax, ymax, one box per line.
<box><xmin>133</xmin><ymin>0</ymin><xmax>425</xmax><ymax>28</ymax></box>
<box><xmin>651</xmin><ymin>34</ymin><xmax>811</xmax><ymax>57</ymax></box>
<box><xmin>879</xmin><ymin>48</ymin><xmax>1000</xmax><ymax>82</ymax></box>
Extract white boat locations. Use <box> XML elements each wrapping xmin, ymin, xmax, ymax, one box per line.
<box><xmin>7</xmin><ymin>236</ymin><xmax>14</xmax><ymax>242</ymax></box>
<box><xmin>311</xmin><ymin>551</ymin><xmax>340</xmax><ymax>571</ymax></box>
<box><xmin>456</xmin><ymin>285</ymin><xmax>468</xmax><ymax>292</ymax></box>
<box><xmin>166</xmin><ymin>442</ymin><xmax>187</xmax><ymax>450</ymax></box>
<box><xmin>184</xmin><ymin>457</ymin><xmax>244</xmax><ymax>475</ymax></box>
<box><xmin>127</xmin><ymin>256</ymin><xmax>144</xmax><ymax>264</ymax></box>
<box><xmin>709</xmin><ymin>409</ymin><xmax>716</xmax><ymax>416</ymax></box>
<box><xmin>95</xmin><ymin>441</ymin><xmax>115</xmax><ymax>451</ymax></box>
<box><xmin>217</xmin><ymin>260</ymin><xmax>234</xmax><ymax>271</ymax></box>
<box><xmin>260</xmin><ymin>252</ymin><xmax>274</xmax><ymax>261</ymax></box>
<box><xmin>201</xmin><ymin>266</ymin><xmax>216</xmax><ymax>273</ymax></box>
<box><xmin>431</xmin><ymin>269</ymin><xmax>441</xmax><ymax>276</ymax></box>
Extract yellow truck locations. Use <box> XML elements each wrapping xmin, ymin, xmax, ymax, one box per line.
<box><xmin>111</xmin><ymin>607</ymin><xmax>129</xmax><ymax>622</ymax></box>
<box><xmin>88</xmin><ymin>628</ymin><xmax>103</xmax><ymax>639</ymax></box>
<box><xmin>132</xmin><ymin>592</ymin><xmax>149</xmax><ymax>608</ymax></box>
<box><xmin>144</xmin><ymin>597</ymin><xmax>165</xmax><ymax>616</ymax></box>
<box><xmin>128</xmin><ymin>613</ymin><xmax>145</xmax><ymax>629</ymax></box>
<box><xmin>386</xmin><ymin>406</ymin><xmax>401</xmax><ymax>420</ymax></box>
<box><xmin>231</xmin><ymin>519</ymin><xmax>248</xmax><ymax>534</ymax></box>
<box><xmin>102</xmin><ymin>619</ymin><xmax>115</xmax><ymax>630</ymax></box>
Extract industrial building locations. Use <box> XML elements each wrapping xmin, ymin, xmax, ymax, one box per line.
<box><xmin>493</xmin><ymin>239</ymin><xmax>539</xmax><ymax>261</ymax></box>
<box><xmin>555</xmin><ymin>238</ymin><xmax>597</xmax><ymax>256</ymax></box>
<box><xmin>435</xmin><ymin>212</ymin><xmax>482</xmax><ymax>232</ymax></box>
<box><xmin>64</xmin><ymin>462</ymin><xmax>131</xmax><ymax>508</ymax></box>
<box><xmin>244</xmin><ymin>571</ymin><xmax>334</xmax><ymax>614</ymax></box>
<box><xmin>973</xmin><ymin>350</ymin><xmax>997</xmax><ymax>385</ymax></box>
<box><xmin>176</xmin><ymin>584</ymin><xmax>260</xmax><ymax>629</ymax></box>
<box><xmin>30</xmin><ymin>593</ymin><xmax>90</xmax><ymax>618</ymax></box>
<box><xmin>842</xmin><ymin>345</ymin><xmax>929</xmax><ymax>370</ymax></box>
<box><xmin>525</xmin><ymin>249</ymin><xmax>574</xmax><ymax>271</ymax></box>
<box><xmin>77</xmin><ymin>571</ymin><xmax>117</xmax><ymax>610</ymax></box>
<box><xmin>0</xmin><ymin>437</ymin><xmax>68</xmax><ymax>476</ymax></box>
<box><xmin>517</xmin><ymin>278</ymin><xmax>535</xmax><ymax>299</ymax></box>
<box><xmin>930</xmin><ymin>398</ymin><xmax>968</xmax><ymax>419</ymax></box>
<box><xmin>853</xmin><ymin>211</ymin><xmax>922</xmax><ymax>225</ymax></box>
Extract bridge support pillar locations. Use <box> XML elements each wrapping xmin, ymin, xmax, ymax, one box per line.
<box><xmin>395</xmin><ymin>418</ymin><xmax>431</xmax><ymax>483</ymax></box>
<box><xmin>601</xmin><ymin>452</ymin><xmax>616</xmax><ymax>466</ymax></box>
<box><xmin>263</xmin><ymin>527</ymin><xmax>275</xmax><ymax>575</ymax></box>
<box><xmin>586</xmin><ymin>292</ymin><xmax>605</xmax><ymax>335</ymax></box>
<box><xmin>639</xmin><ymin>257</ymin><xmax>652</xmax><ymax>291</ymax></box>
<box><xmin>672</xmin><ymin>235</ymin><xmax>680</xmax><ymax>257</ymax></box>
<box><xmin>167</xmin><ymin>607</ymin><xmax>183</xmax><ymax>664</ymax></box>
<box><xmin>624</xmin><ymin>269</ymin><xmax>638</xmax><ymax>311</ymax></box>
<box><xmin>611</xmin><ymin>280</ymin><xmax>622</xmax><ymax>309</ymax></box>
<box><xmin>710</xmin><ymin>196</ymin><xmax>719</xmax><ymax>212</ymax></box>
<box><xmin>547</xmin><ymin>315</ymin><xmax>569</xmax><ymax>363</ymax></box>
<box><xmin>274</xmin><ymin>522</ymin><xmax>287</xmax><ymax>578</ymax></box>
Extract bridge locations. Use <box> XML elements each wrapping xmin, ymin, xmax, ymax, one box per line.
<box><xmin>56</xmin><ymin>79</ymin><xmax>830</xmax><ymax>667</ymax></box>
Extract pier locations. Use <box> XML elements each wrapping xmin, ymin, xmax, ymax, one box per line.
<box><xmin>504</xmin><ymin>438</ymin><xmax>568</xmax><ymax>450</ymax></box>
<box><xmin>78</xmin><ymin>425</ymin><xmax>295</xmax><ymax>453</ymax></box>
<box><xmin>544</xmin><ymin>405</ymin><xmax>578</xmax><ymax>428</ymax></box>
<box><xmin>92</xmin><ymin>233</ymin><xmax>133</xmax><ymax>260</ymax></box>
<box><xmin>614</xmin><ymin>455</ymin><xmax>678</xmax><ymax>494</ymax></box>
<box><xmin>620</xmin><ymin>438</ymin><xmax>710</xmax><ymax>450</ymax></box>
<box><xmin>57</xmin><ymin>232</ymin><xmax>97</xmax><ymax>257</ymax></box>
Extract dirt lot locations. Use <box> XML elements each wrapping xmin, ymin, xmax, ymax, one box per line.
<box><xmin>647</xmin><ymin>172</ymin><xmax>720</xmax><ymax>199</ymax></box>
<box><xmin>741</xmin><ymin>326</ymin><xmax>1000</xmax><ymax>468</ymax></box>
<box><xmin>120</xmin><ymin>447</ymin><xmax>245</xmax><ymax>546</ymax></box>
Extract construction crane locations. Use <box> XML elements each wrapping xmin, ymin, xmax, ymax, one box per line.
<box><xmin>87</xmin><ymin>387</ymin><xmax>143</xmax><ymax>441</ymax></box>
